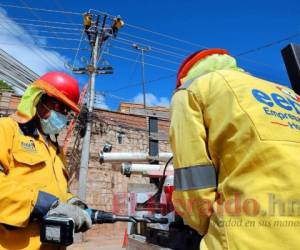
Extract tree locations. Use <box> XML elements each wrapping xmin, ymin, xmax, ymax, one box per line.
<box><xmin>0</xmin><ymin>80</ymin><xmax>14</xmax><ymax>92</ymax></box>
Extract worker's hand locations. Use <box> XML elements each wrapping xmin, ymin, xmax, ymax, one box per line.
<box><xmin>47</xmin><ymin>202</ymin><xmax>92</xmax><ymax>232</ymax></box>
<box><xmin>67</xmin><ymin>197</ymin><xmax>88</xmax><ymax>210</ymax></box>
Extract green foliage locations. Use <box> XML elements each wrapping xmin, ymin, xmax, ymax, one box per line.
<box><xmin>0</xmin><ymin>80</ymin><xmax>14</xmax><ymax>92</ymax></box>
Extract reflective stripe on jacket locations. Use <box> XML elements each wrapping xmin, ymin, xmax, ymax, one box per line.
<box><xmin>0</xmin><ymin>117</ymin><xmax>73</xmax><ymax>250</ymax></box>
<box><xmin>170</xmin><ymin>69</ymin><xmax>300</xmax><ymax>250</ymax></box>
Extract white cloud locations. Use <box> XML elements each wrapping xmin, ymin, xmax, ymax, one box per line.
<box><xmin>0</xmin><ymin>8</ymin><xmax>67</xmax><ymax>75</ymax></box>
<box><xmin>133</xmin><ymin>93</ymin><xmax>170</xmax><ymax>107</ymax></box>
<box><xmin>94</xmin><ymin>94</ymin><xmax>109</xmax><ymax>110</ymax></box>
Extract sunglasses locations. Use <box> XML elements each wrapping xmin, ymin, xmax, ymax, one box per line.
<box><xmin>43</xmin><ymin>97</ymin><xmax>71</xmax><ymax>115</ymax></box>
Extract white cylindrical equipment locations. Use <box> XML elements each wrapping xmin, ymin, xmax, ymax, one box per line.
<box><xmin>121</xmin><ymin>163</ymin><xmax>173</xmax><ymax>176</ymax></box>
<box><xmin>99</xmin><ymin>152</ymin><xmax>172</xmax><ymax>163</ymax></box>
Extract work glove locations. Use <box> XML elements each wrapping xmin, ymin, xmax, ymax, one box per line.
<box><xmin>47</xmin><ymin>202</ymin><xmax>92</xmax><ymax>233</ymax></box>
<box><xmin>67</xmin><ymin>196</ymin><xmax>88</xmax><ymax>210</ymax></box>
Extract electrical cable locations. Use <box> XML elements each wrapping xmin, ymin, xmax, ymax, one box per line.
<box><xmin>14</xmin><ymin>22</ymin><xmax>82</xmax><ymax>31</ymax></box>
<box><xmin>110</xmin><ymin>44</ymin><xmax>180</xmax><ymax>66</ymax></box>
<box><xmin>135</xmin><ymin>156</ymin><xmax>173</xmax><ymax>211</ymax></box>
<box><xmin>72</xmin><ymin>30</ymin><xmax>85</xmax><ymax>68</ymax></box>
<box><xmin>125</xmin><ymin>23</ymin><xmax>208</xmax><ymax>49</ymax></box>
<box><xmin>117</xmin><ymin>37</ymin><xmax>185</xmax><ymax>58</ymax></box>
<box><xmin>97</xmin><ymin>91</ymin><xmax>133</xmax><ymax>102</ymax></box>
<box><xmin>6</xmin><ymin>4</ymin><xmax>296</xmax><ymax>61</ymax></box>
<box><xmin>113</xmin><ymin>38</ymin><xmax>184</xmax><ymax>60</ymax></box>
<box><xmin>119</xmin><ymin>32</ymin><xmax>193</xmax><ymax>53</ymax></box>
<box><xmin>104</xmin><ymin>52</ymin><xmax>177</xmax><ymax>72</ymax></box>
<box><xmin>19</xmin><ymin>0</ymin><xmax>82</xmax><ymax>64</ymax></box>
<box><xmin>235</xmin><ymin>32</ymin><xmax>300</xmax><ymax>56</ymax></box>
<box><xmin>158</xmin><ymin>156</ymin><xmax>173</xmax><ymax>194</ymax></box>
<box><xmin>0</xmin><ymin>3</ymin><xmax>83</xmax><ymax>16</ymax></box>
<box><xmin>12</xmin><ymin>17</ymin><xmax>81</xmax><ymax>26</ymax></box>
<box><xmin>49</xmin><ymin>0</ymin><xmax>89</xmax><ymax>75</ymax></box>
<box><xmin>93</xmin><ymin>8</ymin><xmax>208</xmax><ymax>49</ymax></box>
<box><xmin>106</xmin><ymin>74</ymin><xmax>176</xmax><ymax>93</ymax></box>
<box><xmin>0</xmin><ymin>21</ymin><xmax>61</xmax><ymax>71</ymax></box>
<box><xmin>51</xmin><ymin>0</ymin><xmax>80</xmax><ymax>24</ymax></box>
<box><xmin>26</xmin><ymin>29</ymin><xmax>80</xmax><ymax>36</ymax></box>
<box><xmin>30</xmin><ymin>34</ymin><xmax>84</xmax><ymax>42</ymax></box>
<box><xmin>0</xmin><ymin>42</ymin><xmax>87</xmax><ymax>51</ymax></box>
<box><xmin>127</xmin><ymin>52</ymin><xmax>140</xmax><ymax>82</ymax></box>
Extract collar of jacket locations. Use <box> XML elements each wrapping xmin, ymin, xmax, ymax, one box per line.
<box><xmin>18</xmin><ymin>118</ymin><xmax>39</xmax><ymax>138</ymax></box>
<box><xmin>180</xmin><ymin>54</ymin><xmax>244</xmax><ymax>85</ymax></box>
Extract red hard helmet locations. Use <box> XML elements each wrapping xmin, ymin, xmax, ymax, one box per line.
<box><xmin>176</xmin><ymin>48</ymin><xmax>229</xmax><ymax>89</ymax></box>
<box><xmin>35</xmin><ymin>71</ymin><xmax>80</xmax><ymax>113</ymax></box>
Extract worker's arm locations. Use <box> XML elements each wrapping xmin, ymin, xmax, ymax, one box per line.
<box><xmin>0</xmin><ymin>118</ymin><xmax>58</xmax><ymax>227</ymax></box>
<box><xmin>169</xmin><ymin>89</ymin><xmax>217</xmax><ymax>236</ymax></box>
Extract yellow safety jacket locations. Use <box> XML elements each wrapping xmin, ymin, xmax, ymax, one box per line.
<box><xmin>0</xmin><ymin>117</ymin><xmax>73</xmax><ymax>250</ymax></box>
<box><xmin>170</xmin><ymin>69</ymin><xmax>300</xmax><ymax>250</ymax></box>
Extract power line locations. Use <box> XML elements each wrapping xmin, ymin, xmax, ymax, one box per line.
<box><xmin>50</xmin><ymin>0</ymin><xmax>89</xmax><ymax>73</ymax></box>
<box><xmin>236</xmin><ymin>32</ymin><xmax>300</xmax><ymax>56</ymax></box>
<box><xmin>106</xmin><ymin>74</ymin><xmax>176</xmax><ymax>93</ymax></box>
<box><xmin>3</xmin><ymin>4</ymin><xmax>201</xmax><ymax>56</ymax></box>
<box><xmin>91</xmin><ymin>9</ymin><xmax>208</xmax><ymax>49</ymax></box>
<box><xmin>119</xmin><ymin>32</ymin><xmax>192</xmax><ymax>54</ymax></box>
<box><xmin>105</xmin><ymin>52</ymin><xmax>177</xmax><ymax>72</ymax></box>
<box><xmin>91</xmin><ymin>8</ymin><xmax>208</xmax><ymax>49</ymax></box>
<box><xmin>117</xmin><ymin>37</ymin><xmax>185</xmax><ymax>58</ymax></box>
<box><xmin>19</xmin><ymin>0</ymin><xmax>76</xmax><ymax>66</ymax></box>
<box><xmin>115</xmin><ymin>38</ymin><xmax>184</xmax><ymax>59</ymax></box>
<box><xmin>127</xmin><ymin>52</ymin><xmax>140</xmax><ymax>82</ymax></box>
<box><xmin>30</xmin><ymin>34</ymin><xmax>84</xmax><ymax>42</ymax></box>
<box><xmin>0</xmin><ymin>3</ymin><xmax>82</xmax><ymax>16</ymax></box>
<box><xmin>0</xmin><ymin>42</ymin><xmax>87</xmax><ymax>51</ymax></box>
<box><xmin>14</xmin><ymin>22</ymin><xmax>82</xmax><ymax>31</ymax></box>
<box><xmin>125</xmin><ymin>23</ymin><xmax>208</xmax><ymax>49</ymax></box>
<box><xmin>110</xmin><ymin>44</ymin><xmax>180</xmax><ymax>66</ymax></box>
<box><xmin>0</xmin><ymin>19</ymin><xmax>61</xmax><ymax>70</ymax></box>
<box><xmin>3</xmin><ymin>4</ymin><xmax>288</xmax><ymax>84</ymax></box>
<box><xmin>72</xmin><ymin>30</ymin><xmax>85</xmax><ymax>68</ymax></box>
<box><xmin>51</xmin><ymin>0</ymin><xmax>80</xmax><ymax>24</ymax></box>
<box><xmin>26</xmin><ymin>29</ymin><xmax>80</xmax><ymax>37</ymax></box>
<box><xmin>12</xmin><ymin>17</ymin><xmax>82</xmax><ymax>26</ymax></box>
<box><xmin>98</xmin><ymin>91</ymin><xmax>132</xmax><ymax>102</ymax></box>
<box><xmin>12</xmin><ymin>16</ymin><xmax>290</xmax><ymax>75</ymax></box>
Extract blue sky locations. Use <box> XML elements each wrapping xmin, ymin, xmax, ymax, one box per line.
<box><xmin>0</xmin><ymin>0</ymin><xmax>300</xmax><ymax>110</ymax></box>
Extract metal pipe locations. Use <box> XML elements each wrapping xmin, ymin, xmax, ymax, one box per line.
<box><xmin>99</xmin><ymin>152</ymin><xmax>172</xmax><ymax>163</ymax></box>
<box><xmin>121</xmin><ymin>163</ymin><xmax>173</xmax><ymax>176</ymax></box>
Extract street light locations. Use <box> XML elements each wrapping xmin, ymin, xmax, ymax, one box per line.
<box><xmin>132</xmin><ymin>43</ymin><xmax>151</xmax><ymax>109</ymax></box>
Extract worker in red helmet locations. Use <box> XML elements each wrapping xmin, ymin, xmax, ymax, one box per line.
<box><xmin>0</xmin><ymin>72</ymin><xmax>92</xmax><ymax>250</ymax></box>
<box><xmin>169</xmin><ymin>49</ymin><xmax>300</xmax><ymax>249</ymax></box>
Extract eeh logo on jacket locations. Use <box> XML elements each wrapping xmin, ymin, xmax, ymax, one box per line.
<box><xmin>252</xmin><ymin>86</ymin><xmax>300</xmax><ymax>131</ymax></box>
<box><xmin>20</xmin><ymin>140</ymin><xmax>37</xmax><ymax>152</ymax></box>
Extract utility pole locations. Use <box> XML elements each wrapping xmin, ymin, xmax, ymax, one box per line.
<box><xmin>132</xmin><ymin>44</ymin><xmax>151</xmax><ymax>109</ymax></box>
<box><xmin>78</xmin><ymin>27</ymin><xmax>101</xmax><ymax>201</ymax></box>
<box><xmin>73</xmin><ymin>13</ymin><xmax>122</xmax><ymax>202</ymax></box>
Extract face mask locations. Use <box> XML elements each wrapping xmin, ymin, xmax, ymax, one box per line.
<box><xmin>39</xmin><ymin>109</ymin><xmax>68</xmax><ymax>135</ymax></box>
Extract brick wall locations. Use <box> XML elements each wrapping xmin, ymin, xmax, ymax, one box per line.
<box><xmin>66</xmin><ymin>107</ymin><xmax>170</xmax><ymax>238</ymax></box>
<box><xmin>0</xmin><ymin>92</ymin><xmax>20</xmax><ymax>116</ymax></box>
